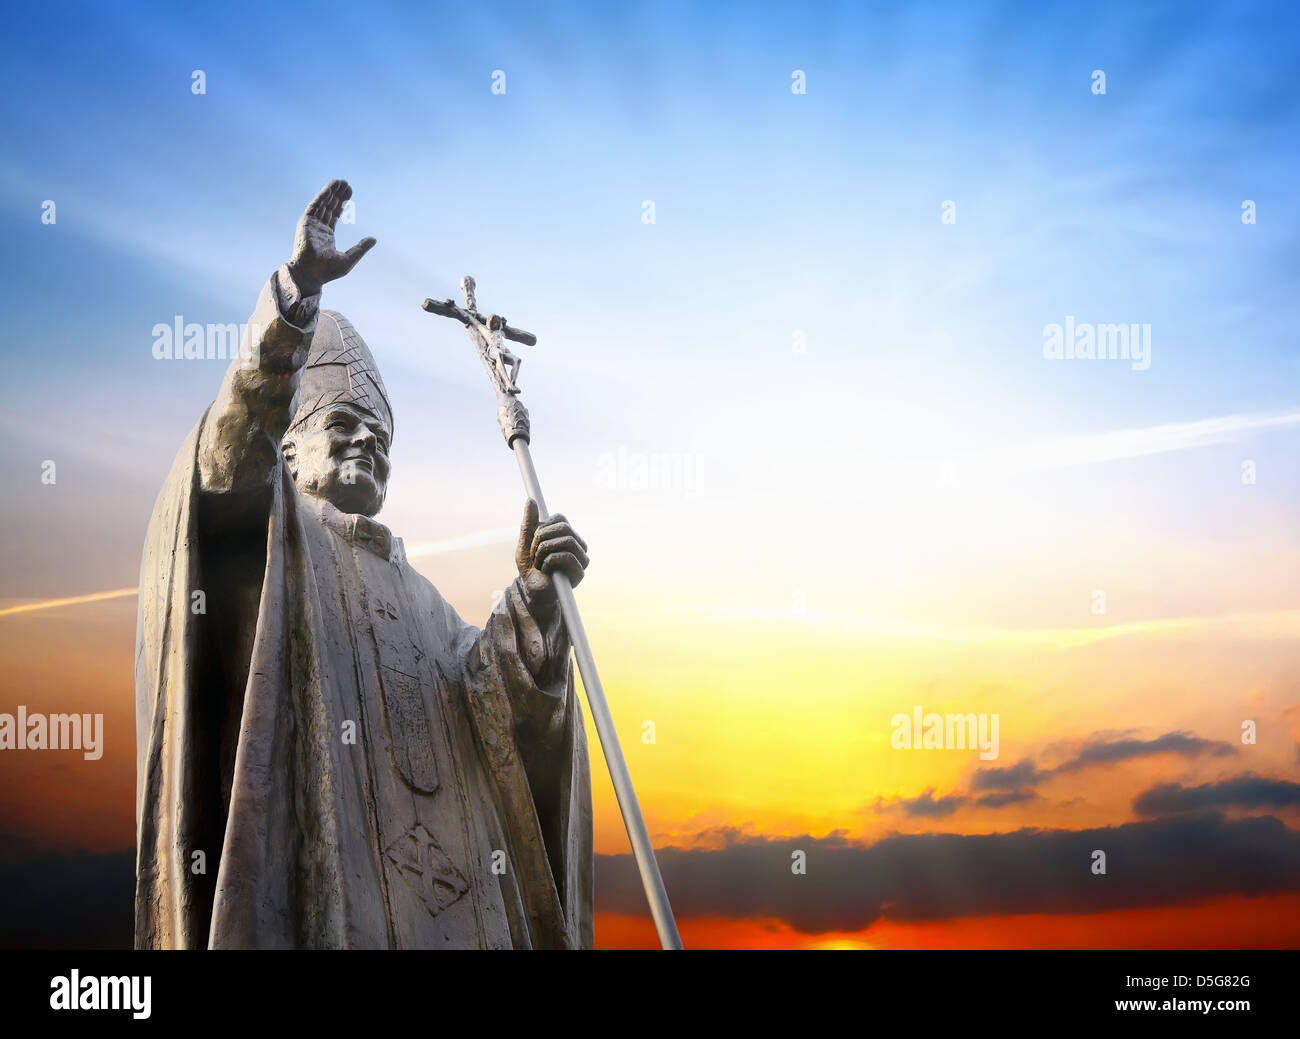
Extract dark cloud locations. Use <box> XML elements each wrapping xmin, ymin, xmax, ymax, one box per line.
<box><xmin>0</xmin><ymin>846</ymin><xmax>133</xmax><ymax>948</ymax></box>
<box><xmin>7</xmin><ymin>812</ymin><xmax>1298</xmax><ymax>946</ymax></box>
<box><xmin>975</xmin><ymin>789</ymin><xmax>1037</xmax><ymax>808</ymax></box>
<box><xmin>596</xmin><ymin>814</ymin><xmax>1300</xmax><ymax>934</ymax></box>
<box><xmin>971</xmin><ymin>759</ymin><xmax>1046</xmax><ymax>791</ymax></box>
<box><xmin>881</xmin><ymin>729</ymin><xmax>1237</xmax><ymax>819</ymax></box>
<box><xmin>876</xmin><ymin>788</ymin><xmax>966</xmax><ymax>818</ymax></box>
<box><xmin>878</xmin><ymin>786</ymin><xmax>1037</xmax><ymax>816</ymax></box>
<box><xmin>971</xmin><ymin>732</ymin><xmax>1237</xmax><ymax>794</ymax></box>
<box><xmin>1134</xmin><ymin>775</ymin><xmax>1300</xmax><ymax>817</ymax></box>
<box><xmin>1056</xmin><ymin>732</ymin><xmax>1236</xmax><ymax>773</ymax></box>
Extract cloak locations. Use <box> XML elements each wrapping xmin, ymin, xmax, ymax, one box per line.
<box><xmin>134</xmin><ymin>389</ymin><xmax>592</xmax><ymax>950</ymax></box>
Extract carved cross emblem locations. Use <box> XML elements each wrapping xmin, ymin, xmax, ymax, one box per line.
<box><xmin>384</xmin><ymin>824</ymin><xmax>469</xmax><ymax>918</ymax></box>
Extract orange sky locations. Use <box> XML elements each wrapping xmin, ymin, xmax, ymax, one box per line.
<box><xmin>3</xmin><ymin>559</ymin><xmax>1297</xmax><ymax>948</ymax></box>
<box><xmin>596</xmin><ymin>893</ymin><xmax>1300</xmax><ymax>950</ymax></box>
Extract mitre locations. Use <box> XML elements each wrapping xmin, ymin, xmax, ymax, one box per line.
<box><xmin>288</xmin><ymin>310</ymin><xmax>394</xmax><ymax>436</ymax></box>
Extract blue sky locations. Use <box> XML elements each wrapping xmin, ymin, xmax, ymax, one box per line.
<box><xmin>1</xmin><ymin>0</ymin><xmax>1297</xmax><ymax>607</ymax></box>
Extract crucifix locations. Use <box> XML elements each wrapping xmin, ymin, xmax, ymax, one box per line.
<box><xmin>422</xmin><ymin>277</ymin><xmax>683</xmax><ymax>950</ymax></box>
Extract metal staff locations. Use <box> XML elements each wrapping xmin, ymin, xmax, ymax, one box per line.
<box><xmin>422</xmin><ymin>276</ymin><xmax>683</xmax><ymax>950</ymax></box>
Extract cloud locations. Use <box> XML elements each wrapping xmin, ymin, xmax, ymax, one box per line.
<box><xmin>971</xmin><ymin>759</ymin><xmax>1047</xmax><ymax>791</ymax></box>
<box><xmin>884</xmin><ymin>731</ymin><xmax>1238</xmax><ymax>822</ymax></box>
<box><xmin>970</xmin><ymin>731</ymin><xmax>1237</xmax><ymax>793</ymax></box>
<box><xmin>679</xmin><ymin>606</ymin><xmax>1300</xmax><ymax>650</ymax></box>
<box><xmin>0</xmin><ymin>587</ymin><xmax>138</xmax><ymax>618</ymax></box>
<box><xmin>975</xmin><ymin>789</ymin><xmax>1038</xmax><ymax>808</ymax></box>
<box><xmin>877</xmin><ymin>783</ymin><xmax>1038</xmax><ymax>815</ymax></box>
<box><xmin>875</xmin><ymin>788</ymin><xmax>967</xmax><ymax>818</ymax></box>
<box><xmin>1056</xmin><ymin>732</ymin><xmax>1236</xmax><ymax>773</ymax></box>
<box><xmin>953</xmin><ymin>409</ymin><xmax>1300</xmax><ymax>477</ymax></box>
<box><xmin>597</xmin><ymin>815</ymin><xmax>1300</xmax><ymax>934</ymax></box>
<box><xmin>1134</xmin><ymin>775</ymin><xmax>1300</xmax><ymax>817</ymax></box>
<box><xmin>0</xmin><ymin>846</ymin><xmax>133</xmax><ymax>949</ymax></box>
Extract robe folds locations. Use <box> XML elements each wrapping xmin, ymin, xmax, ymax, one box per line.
<box><xmin>134</xmin><ymin>411</ymin><xmax>593</xmax><ymax>950</ymax></box>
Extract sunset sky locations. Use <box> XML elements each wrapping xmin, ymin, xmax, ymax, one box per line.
<box><xmin>1</xmin><ymin>0</ymin><xmax>1298</xmax><ymax>949</ymax></box>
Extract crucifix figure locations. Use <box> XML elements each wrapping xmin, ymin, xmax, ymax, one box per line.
<box><xmin>493</xmin><ymin>337</ymin><xmax>522</xmax><ymax>395</ymax></box>
<box><xmin>134</xmin><ymin>180</ymin><xmax>594</xmax><ymax>949</ymax></box>
<box><xmin>457</xmin><ymin>274</ymin><xmax>522</xmax><ymax>394</ymax></box>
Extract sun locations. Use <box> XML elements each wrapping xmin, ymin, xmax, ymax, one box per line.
<box><xmin>810</xmin><ymin>936</ymin><xmax>875</xmax><ymax>950</ymax></box>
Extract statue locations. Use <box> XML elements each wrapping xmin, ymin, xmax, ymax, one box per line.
<box><xmin>133</xmin><ymin>180</ymin><xmax>594</xmax><ymax>949</ymax></box>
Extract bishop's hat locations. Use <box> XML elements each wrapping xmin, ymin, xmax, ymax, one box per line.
<box><xmin>288</xmin><ymin>310</ymin><xmax>394</xmax><ymax>438</ymax></box>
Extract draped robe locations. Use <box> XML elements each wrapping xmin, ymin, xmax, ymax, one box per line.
<box><xmin>133</xmin><ymin>270</ymin><xmax>592</xmax><ymax>949</ymax></box>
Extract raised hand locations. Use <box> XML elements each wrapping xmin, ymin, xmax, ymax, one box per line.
<box><xmin>286</xmin><ymin>179</ymin><xmax>377</xmax><ymax>297</ymax></box>
<box><xmin>516</xmin><ymin>499</ymin><xmax>589</xmax><ymax>596</ymax></box>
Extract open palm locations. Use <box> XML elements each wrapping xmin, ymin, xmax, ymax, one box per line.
<box><xmin>287</xmin><ymin>179</ymin><xmax>376</xmax><ymax>296</ymax></box>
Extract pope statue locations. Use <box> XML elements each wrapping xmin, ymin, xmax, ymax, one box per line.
<box><xmin>134</xmin><ymin>180</ymin><xmax>594</xmax><ymax>949</ymax></box>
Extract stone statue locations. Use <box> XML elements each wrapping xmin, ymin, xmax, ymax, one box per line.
<box><xmin>134</xmin><ymin>180</ymin><xmax>594</xmax><ymax>949</ymax></box>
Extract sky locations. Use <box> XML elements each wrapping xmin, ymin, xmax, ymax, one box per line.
<box><xmin>0</xmin><ymin>0</ymin><xmax>1298</xmax><ymax>949</ymax></box>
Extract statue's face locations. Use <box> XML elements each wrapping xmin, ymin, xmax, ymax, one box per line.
<box><xmin>284</xmin><ymin>403</ymin><xmax>391</xmax><ymax>516</ymax></box>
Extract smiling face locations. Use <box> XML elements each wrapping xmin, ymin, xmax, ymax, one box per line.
<box><xmin>283</xmin><ymin>402</ymin><xmax>391</xmax><ymax>517</ymax></box>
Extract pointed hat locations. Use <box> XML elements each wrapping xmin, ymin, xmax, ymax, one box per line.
<box><xmin>289</xmin><ymin>310</ymin><xmax>393</xmax><ymax>437</ymax></box>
